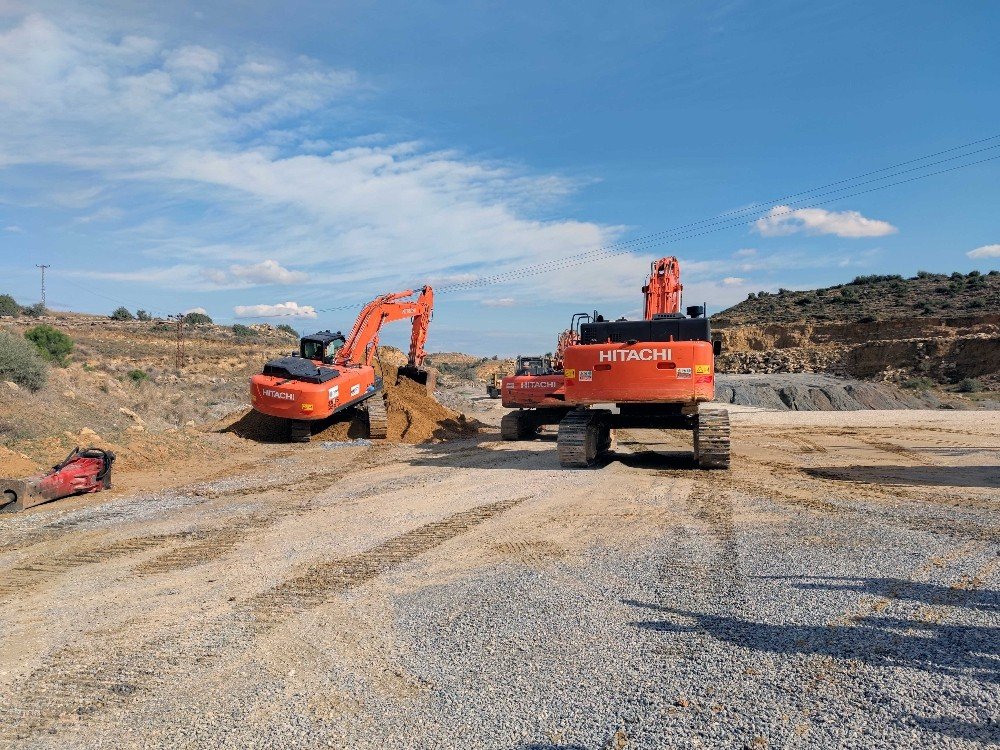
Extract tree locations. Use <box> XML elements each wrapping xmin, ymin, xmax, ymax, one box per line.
<box><xmin>276</xmin><ymin>324</ymin><xmax>298</xmax><ymax>337</ymax></box>
<box><xmin>110</xmin><ymin>306</ymin><xmax>135</xmax><ymax>321</ymax></box>
<box><xmin>232</xmin><ymin>323</ymin><xmax>256</xmax><ymax>338</ymax></box>
<box><xmin>24</xmin><ymin>325</ymin><xmax>74</xmax><ymax>366</ymax></box>
<box><xmin>0</xmin><ymin>294</ymin><xmax>21</xmax><ymax>317</ymax></box>
<box><xmin>136</xmin><ymin>310</ymin><xmax>152</xmax><ymax>321</ymax></box>
<box><xmin>23</xmin><ymin>302</ymin><xmax>45</xmax><ymax>317</ymax></box>
<box><xmin>184</xmin><ymin>311</ymin><xmax>213</xmax><ymax>325</ymax></box>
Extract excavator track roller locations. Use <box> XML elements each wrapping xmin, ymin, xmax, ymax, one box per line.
<box><xmin>365</xmin><ymin>394</ymin><xmax>388</xmax><ymax>439</ymax></box>
<box><xmin>557</xmin><ymin>409</ymin><xmax>613</xmax><ymax>468</ymax></box>
<box><xmin>694</xmin><ymin>409</ymin><xmax>731</xmax><ymax>469</ymax></box>
<box><xmin>500</xmin><ymin>410</ymin><xmax>538</xmax><ymax>441</ymax></box>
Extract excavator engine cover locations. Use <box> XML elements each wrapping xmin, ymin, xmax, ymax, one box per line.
<box><xmin>0</xmin><ymin>447</ymin><xmax>115</xmax><ymax>514</ymax></box>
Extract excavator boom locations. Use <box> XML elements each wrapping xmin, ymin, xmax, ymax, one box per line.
<box><xmin>337</xmin><ymin>287</ymin><xmax>434</xmax><ymax>368</ymax></box>
<box><xmin>642</xmin><ymin>256</ymin><xmax>683</xmax><ymax>318</ymax></box>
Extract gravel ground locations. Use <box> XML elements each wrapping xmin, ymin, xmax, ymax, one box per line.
<box><xmin>0</xmin><ymin>402</ymin><xmax>997</xmax><ymax>749</ymax></box>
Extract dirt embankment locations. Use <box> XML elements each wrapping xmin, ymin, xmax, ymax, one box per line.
<box><xmin>715</xmin><ymin>314</ymin><xmax>1000</xmax><ymax>389</ymax></box>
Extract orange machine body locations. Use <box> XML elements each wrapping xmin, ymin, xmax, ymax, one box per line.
<box><xmin>562</xmin><ymin>340</ymin><xmax>715</xmax><ymax>406</ymax></box>
<box><xmin>501</xmin><ymin>373</ymin><xmax>566</xmax><ymax>409</ymax></box>
<box><xmin>251</xmin><ymin>365</ymin><xmax>378</xmax><ymax>422</ymax></box>
<box><xmin>250</xmin><ymin>286</ymin><xmax>433</xmax><ymax>423</ymax></box>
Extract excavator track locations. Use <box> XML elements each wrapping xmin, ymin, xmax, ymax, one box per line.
<box><xmin>365</xmin><ymin>394</ymin><xmax>388</xmax><ymax>440</ymax></box>
<box><xmin>557</xmin><ymin>409</ymin><xmax>611</xmax><ymax>468</ymax></box>
<box><xmin>500</xmin><ymin>410</ymin><xmax>537</xmax><ymax>441</ymax></box>
<box><xmin>694</xmin><ymin>408</ymin><xmax>731</xmax><ymax>469</ymax></box>
<box><xmin>289</xmin><ymin>420</ymin><xmax>312</xmax><ymax>443</ymax></box>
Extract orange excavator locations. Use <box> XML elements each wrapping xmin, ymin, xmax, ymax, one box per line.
<box><xmin>250</xmin><ymin>287</ymin><xmax>434</xmax><ymax>442</ymax></box>
<box><xmin>556</xmin><ymin>256</ymin><xmax>729</xmax><ymax>468</ymax></box>
<box><xmin>497</xmin><ymin>320</ymin><xmax>582</xmax><ymax>440</ymax></box>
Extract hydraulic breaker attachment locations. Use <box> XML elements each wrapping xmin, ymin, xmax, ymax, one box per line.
<box><xmin>0</xmin><ymin>447</ymin><xmax>115</xmax><ymax>514</ymax></box>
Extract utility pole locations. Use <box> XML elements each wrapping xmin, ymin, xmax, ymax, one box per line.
<box><xmin>169</xmin><ymin>314</ymin><xmax>186</xmax><ymax>370</ymax></box>
<box><xmin>35</xmin><ymin>264</ymin><xmax>50</xmax><ymax>309</ymax></box>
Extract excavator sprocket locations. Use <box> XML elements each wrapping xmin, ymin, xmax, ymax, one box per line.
<box><xmin>557</xmin><ymin>409</ymin><xmax>612</xmax><ymax>468</ymax></box>
<box><xmin>694</xmin><ymin>408</ymin><xmax>731</xmax><ymax>469</ymax></box>
<box><xmin>365</xmin><ymin>394</ymin><xmax>388</xmax><ymax>440</ymax></box>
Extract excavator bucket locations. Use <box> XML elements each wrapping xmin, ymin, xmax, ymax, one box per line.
<box><xmin>0</xmin><ymin>478</ymin><xmax>45</xmax><ymax>514</ymax></box>
<box><xmin>398</xmin><ymin>365</ymin><xmax>437</xmax><ymax>394</ymax></box>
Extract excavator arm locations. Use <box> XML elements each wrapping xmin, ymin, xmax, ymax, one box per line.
<box><xmin>642</xmin><ymin>256</ymin><xmax>683</xmax><ymax>318</ymax></box>
<box><xmin>336</xmin><ymin>286</ymin><xmax>434</xmax><ymax>368</ymax></box>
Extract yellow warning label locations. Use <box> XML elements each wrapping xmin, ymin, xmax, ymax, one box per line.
<box><xmin>564</xmin><ymin>369</ymin><xmax>576</xmax><ymax>379</ymax></box>
<box><xmin>695</xmin><ymin>364</ymin><xmax>711</xmax><ymax>375</ymax></box>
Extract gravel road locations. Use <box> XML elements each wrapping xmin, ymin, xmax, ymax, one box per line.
<box><xmin>0</xmin><ymin>389</ymin><xmax>997</xmax><ymax>749</ymax></box>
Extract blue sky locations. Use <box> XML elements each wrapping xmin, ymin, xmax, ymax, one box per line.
<box><xmin>1</xmin><ymin>0</ymin><xmax>998</xmax><ymax>354</ymax></box>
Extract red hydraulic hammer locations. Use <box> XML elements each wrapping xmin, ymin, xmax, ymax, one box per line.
<box><xmin>0</xmin><ymin>447</ymin><xmax>115</xmax><ymax>514</ymax></box>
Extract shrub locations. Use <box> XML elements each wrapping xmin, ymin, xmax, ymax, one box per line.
<box><xmin>967</xmin><ymin>270</ymin><xmax>981</xmax><ymax>278</ymax></box>
<box><xmin>746</xmin><ymin>292</ymin><xmax>756</xmax><ymax>300</ymax></box>
<box><xmin>850</xmin><ymin>274</ymin><xmax>903</xmax><ymax>285</ymax></box>
<box><xmin>184</xmin><ymin>311</ymin><xmax>212</xmax><ymax>325</ymax></box>
<box><xmin>0</xmin><ymin>330</ymin><xmax>48</xmax><ymax>391</ymax></box>
<box><xmin>24</xmin><ymin>325</ymin><xmax>73</xmax><ymax>366</ymax></box>
<box><xmin>950</xmin><ymin>271</ymin><xmax>964</xmax><ymax>281</ymax></box>
<box><xmin>957</xmin><ymin>378</ymin><xmax>983</xmax><ymax>393</ymax></box>
<box><xmin>232</xmin><ymin>323</ymin><xmax>256</xmax><ymax>338</ymax></box>
<box><xmin>0</xmin><ymin>294</ymin><xmax>21</xmax><ymax>317</ymax></box>
<box><xmin>22</xmin><ymin>302</ymin><xmax>45</xmax><ymax>317</ymax></box>
<box><xmin>916</xmin><ymin>270</ymin><xmax>933</xmax><ymax>279</ymax></box>
<box><xmin>127</xmin><ymin>369</ymin><xmax>149</xmax><ymax>384</ymax></box>
<box><xmin>136</xmin><ymin>310</ymin><xmax>152</xmax><ymax>321</ymax></box>
<box><xmin>966</xmin><ymin>298</ymin><xmax>985</xmax><ymax>309</ymax></box>
<box><xmin>276</xmin><ymin>323</ymin><xmax>298</xmax><ymax>337</ymax></box>
<box><xmin>901</xmin><ymin>377</ymin><xmax>935</xmax><ymax>391</ymax></box>
<box><xmin>110</xmin><ymin>306</ymin><xmax>134</xmax><ymax>321</ymax></box>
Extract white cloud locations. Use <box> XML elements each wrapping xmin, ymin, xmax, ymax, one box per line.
<box><xmin>4</xmin><ymin>224</ymin><xmax>23</xmax><ymax>232</ymax></box>
<box><xmin>205</xmin><ymin>259</ymin><xmax>308</xmax><ymax>286</ymax></box>
<box><xmin>733</xmin><ymin>248</ymin><xmax>756</xmax><ymax>257</ymax></box>
<box><xmin>234</xmin><ymin>301</ymin><xmax>317</xmax><ymax>318</ymax></box>
<box><xmin>0</xmin><ymin>12</ymin><xmax>618</xmax><ymax>305</ymax></box>
<box><xmin>721</xmin><ymin>276</ymin><xmax>744</xmax><ymax>285</ymax></box>
<box><xmin>754</xmin><ymin>206</ymin><xmax>898</xmax><ymax>238</ymax></box>
<box><xmin>76</xmin><ymin>206</ymin><xmax>123</xmax><ymax>223</ymax></box>
<box><xmin>481</xmin><ymin>297</ymin><xmax>516</xmax><ymax>307</ymax></box>
<box><xmin>183</xmin><ymin>307</ymin><xmax>208</xmax><ymax>315</ymax></box>
<box><xmin>967</xmin><ymin>244</ymin><xmax>1000</xmax><ymax>259</ymax></box>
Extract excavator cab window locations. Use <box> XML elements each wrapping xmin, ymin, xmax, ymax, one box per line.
<box><xmin>301</xmin><ymin>339</ymin><xmax>326</xmax><ymax>361</ymax></box>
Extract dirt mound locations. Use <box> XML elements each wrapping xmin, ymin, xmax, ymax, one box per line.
<box><xmin>220</xmin><ymin>365</ymin><xmax>480</xmax><ymax>444</ymax></box>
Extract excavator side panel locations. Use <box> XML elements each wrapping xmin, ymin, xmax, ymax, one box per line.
<box><xmin>500</xmin><ymin>373</ymin><xmax>566</xmax><ymax>408</ymax></box>
<box><xmin>251</xmin><ymin>369</ymin><xmax>378</xmax><ymax>421</ymax></box>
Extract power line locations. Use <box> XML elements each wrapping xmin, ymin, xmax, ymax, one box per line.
<box><xmin>261</xmin><ymin>146</ymin><xmax>999</xmax><ymax>317</ymax></box>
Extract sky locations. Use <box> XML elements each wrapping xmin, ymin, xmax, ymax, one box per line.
<box><xmin>1</xmin><ymin>0</ymin><xmax>998</xmax><ymax>355</ymax></box>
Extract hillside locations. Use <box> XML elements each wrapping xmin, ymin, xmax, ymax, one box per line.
<box><xmin>713</xmin><ymin>270</ymin><xmax>1000</xmax><ymax>326</ymax></box>
<box><xmin>712</xmin><ymin>271</ymin><xmax>1000</xmax><ymax>394</ymax></box>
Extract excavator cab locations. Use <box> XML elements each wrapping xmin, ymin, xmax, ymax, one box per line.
<box><xmin>299</xmin><ymin>331</ymin><xmax>346</xmax><ymax>364</ymax></box>
<box><xmin>515</xmin><ymin>356</ymin><xmax>554</xmax><ymax>376</ymax></box>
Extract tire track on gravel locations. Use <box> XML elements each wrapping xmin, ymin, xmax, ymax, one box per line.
<box><xmin>0</xmin><ymin>495</ymin><xmax>529</xmax><ymax>744</ymax></box>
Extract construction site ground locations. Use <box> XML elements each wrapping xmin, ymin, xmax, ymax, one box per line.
<box><xmin>1</xmin><ymin>376</ymin><xmax>998</xmax><ymax>749</ymax></box>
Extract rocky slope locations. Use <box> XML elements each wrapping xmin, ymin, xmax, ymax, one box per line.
<box><xmin>713</xmin><ymin>272</ymin><xmax>1000</xmax><ymax>395</ymax></box>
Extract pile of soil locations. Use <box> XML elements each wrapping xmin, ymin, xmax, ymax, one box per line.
<box><xmin>221</xmin><ymin>364</ymin><xmax>480</xmax><ymax>444</ymax></box>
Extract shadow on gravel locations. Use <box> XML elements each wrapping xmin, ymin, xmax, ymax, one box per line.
<box><xmin>625</xmin><ymin>600</ymin><xmax>1000</xmax><ymax>686</ymax></box>
<box><xmin>910</xmin><ymin>716</ymin><xmax>1000</xmax><ymax>744</ymax></box>
<box><xmin>764</xmin><ymin>576</ymin><xmax>999</xmax><ymax>613</ymax></box>
<box><xmin>406</xmin><ymin>440</ymin><xmax>700</xmax><ymax>471</ymax></box>
<box><xmin>805</xmin><ymin>465</ymin><xmax>1000</xmax><ymax>489</ymax></box>
<box><xmin>517</xmin><ymin>744</ymin><xmax>588</xmax><ymax>750</ymax></box>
